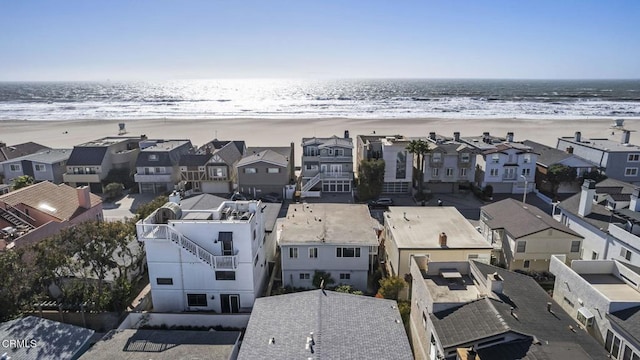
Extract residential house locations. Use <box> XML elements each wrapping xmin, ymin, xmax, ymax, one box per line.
<box><xmin>356</xmin><ymin>134</ymin><xmax>413</xmax><ymax>194</ymax></box>
<box><xmin>0</xmin><ymin>316</ymin><xmax>94</xmax><ymax>360</ymax></box>
<box><xmin>80</xmin><ymin>329</ymin><xmax>240</xmax><ymax>360</ymax></box>
<box><xmin>0</xmin><ymin>182</ymin><xmax>103</xmax><ymax>251</ymax></box>
<box><xmin>522</xmin><ymin>140</ymin><xmax>595</xmax><ymax>195</ymax></box>
<box><xmin>238</xmin><ymin>290</ymin><xmax>413</xmax><ymax>360</ymax></box>
<box><xmin>422</xmin><ymin>132</ymin><xmax>477</xmax><ymax>193</ymax></box>
<box><xmin>556</xmin><ymin>121</ymin><xmax>640</xmax><ymax>184</ymax></box>
<box><xmin>460</xmin><ymin>132</ymin><xmax>537</xmax><ymax>194</ymax></box>
<box><xmin>300</xmin><ymin>132</ymin><xmax>353</xmax><ymax>197</ymax></box>
<box><xmin>555</xmin><ymin>178</ymin><xmax>640</xmax><ymax>267</ymax></box>
<box><xmin>134</xmin><ymin>139</ymin><xmax>193</xmax><ymax>194</ymax></box>
<box><xmin>0</xmin><ymin>141</ymin><xmax>51</xmax><ymax>180</ymax></box>
<box><xmin>550</xmin><ymin>255</ymin><xmax>640</xmax><ymax>359</ymax></box>
<box><xmin>382</xmin><ymin>206</ymin><xmax>492</xmax><ymax>280</ymax></box>
<box><xmin>1</xmin><ymin>149</ymin><xmax>71</xmax><ymax>185</ymax></box>
<box><xmin>136</xmin><ymin>199</ymin><xmax>268</xmax><ymax>313</ymax></box>
<box><xmin>480</xmin><ymin>198</ymin><xmax>584</xmax><ymax>271</ymax></box>
<box><xmin>178</xmin><ymin>140</ymin><xmax>246</xmax><ymax>195</ymax></box>
<box><xmin>237</xmin><ymin>144</ymin><xmax>295</xmax><ymax>197</ymax></box>
<box><xmin>278</xmin><ymin>203</ymin><xmax>379</xmax><ymax>291</ymax></box>
<box><xmin>63</xmin><ymin>136</ymin><xmax>144</xmax><ymax>193</ymax></box>
<box><xmin>410</xmin><ymin>257</ymin><xmax>609</xmax><ymax>360</ymax></box>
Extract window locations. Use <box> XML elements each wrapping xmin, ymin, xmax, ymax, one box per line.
<box><xmin>467</xmin><ymin>254</ymin><xmax>479</xmax><ymax>260</ymax></box>
<box><xmin>490</xmin><ymin>168</ymin><xmax>499</xmax><ymax>177</ymax></box>
<box><xmin>516</xmin><ymin>241</ymin><xmax>526</xmax><ymax>253</ymax></box>
<box><xmin>571</xmin><ymin>241</ymin><xmax>581</xmax><ymax>253</ymax></box>
<box><xmin>491</xmin><ymin>154</ymin><xmax>500</xmax><ymax>163</ymax></box>
<box><xmin>299</xmin><ymin>273</ymin><xmax>310</xmax><ymax>280</ymax></box>
<box><xmin>605</xmin><ymin>330</ymin><xmax>614</xmax><ymax>353</ymax></box>
<box><xmin>339</xmin><ymin>273</ymin><xmax>351</xmax><ymax>280</ymax></box>
<box><xmin>563</xmin><ymin>297</ymin><xmax>574</xmax><ymax>307</ymax></box>
<box><xmin>35</xmin><ymin>164</ymin><xmax>46</xmax><ymax>172</ymax></box>
<box><xmin>445</xmin><ymin>168</ymin><xmax>454</xmax><ymax>177</ymax></box>
<box><xmin>629</xmin><ymin>154</ymin><xmax>640</xmax><ymax>162</ymax></box>
<box><xmin>209</xmin><ymin>166</ymin><xmax>226</xmax><ymax>178</ymax></box>
<box><xmin>309</xmin><ymin>247</ymin><xmax>318</xmax><ymax>258</ymax></box>
<box><xmin>289</xmin><ymin>247</ymin><xmax>298</xmax><ymax>258</ymax></box>
<box><xmin>432</xmin><ymin>168</ymin><xmax>439</xmax><ymax>177</ymax></box>
<box><xmin>626</xmin><ymin>167</ymin><xmax>638</xmax><ymax>176</ymax></box>
<box><xmin>504</xmin><ymin>168</ymin><xmax>516</xmax><ymax>179</ymax></box>
<box><xmin>613</xmin><ymin>337</ymin><xmax>621</xmax><ymax>359</ymax></box>
<box><xmin>523</xmin><ymin>154</ymin><xmax>531</xmax><ymax>163</ymax></box>
<box><xmin>459</xmin><ymin>168</ymin><xmax>467</xmax><ymax>177</ymax></box>
<box><xmin>523</xmin><ymin>260</ymin><xmax>530</xmax><ymax>268</ymax></box>
<box><xmin>215</xmin><ymin>271</ymin><xmax>236</xmax><ymax>280</ymax></box>
<box><xmin>621</xmin><ymin>247</ymin><xmax>632</xmax><ymax>261</ymax></box>
<box><xmin>335</xmin><ymin>149</ymin><xmax>344</xmax><ymax>156</ymax></box>
<box><xmin>244</xmin><ymin>168</ymin><xmax>257</xmax><ymax>174</ymax></box>
<box><xmin>267</xmin><ymin>168</ymin><xmax>280</xmax><ymax>174</ymax></box>
<box><xmin>522</xmin><ymin>168</ymin><xmax>531</xmax><ymax>176</ymax></box>
<box><xmin>337</xmin><ymin>247</ymin><xmax>360</xmax><ymax>257</ymax></box>
<box><xmin>9</xmin><ymin>164</ymin><xmax>21</xmax><ymax>172</ymax></box>
<box><xmin>460</xmin><ymin>153</ymin><xmax>470</xmax><ymax>163</ymax></box>
<box><xmin>432</xmin><ymin>153</ymin><xmax>442</xmax><ymax>163</ymax></box>
<box><xmin>623</xmin><ymin>346</ymin><xmax>633</xmax><ymax>360</ymax></box>
<box><xmin>148</xmin><ymin>154</ymin><xmax>158</xmax><ymax>161</ymax></box>
<box><xmin>187</xmin><ymin>294</ymin><xmax>207</xmax><ymax>307</ymax></box>
<box><xmin>156</xmin><ymin>278</ymin><xmax>173</xmax><ymax>285</ymax></box>
<box><xmin>592</xmin><ymin>251</ymin><xmax>599</xmax><ymax>260</ymax></box>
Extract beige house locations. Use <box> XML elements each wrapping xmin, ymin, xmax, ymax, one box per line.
<box><xmin>382</xmin><ymin>206</ymin><xmax>492</xmax><ymax>279</ymax></box>
<box><xmin>480</xmin><ymin>198</ymin><xmax>583</xmax><ymax>271</ymax></box>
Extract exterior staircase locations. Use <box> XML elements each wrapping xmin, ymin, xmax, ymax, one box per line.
<box><xmin>0</xmin><ymin>206</ymin><xmax>36</xmax><ymax>231</ymax></box>
<box><xmin>164</xmin><ymin>225</ymin><xmax>237</xmax><ymax>270</ymax></box>
<box><xmin>302</xmin><ymin>172</ymin><xmax>322</xmax><ymax>192</ymax></box>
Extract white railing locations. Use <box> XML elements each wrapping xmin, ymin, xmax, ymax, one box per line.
<box><xmin>302</xmin><ymin>172</ymin><xmax>322</xmax><ymax>192</ymax></box>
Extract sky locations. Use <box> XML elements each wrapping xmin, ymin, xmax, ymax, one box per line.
<box><xmin>0</xmin><ymin>0</ymin><xmax>639</xmax><ymax>81</ymax></box>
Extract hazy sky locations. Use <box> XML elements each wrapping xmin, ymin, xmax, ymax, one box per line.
<box><xmin>1</xmin><ymin>0</ymin><xmax>639</xmax><ymax>81</ymax></box>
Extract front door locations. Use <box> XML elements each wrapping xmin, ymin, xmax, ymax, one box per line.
<box><xmin>221</xmin><ymin>294</ymin><xmax>240</xmax><ymax>313</ymax></box>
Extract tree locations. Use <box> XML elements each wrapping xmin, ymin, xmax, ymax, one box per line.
<box><xmin>547</xmin><ymin>164</ymin><xmax>577</xmax><ymax>197</ymax></box>
<box><xmin>378</xmin><ymin>276</ymin><xmax>407</xmax><ymax>300</ymax></box>
<box><xmin>406</xmin><ymin>139</ymin><xmax>430</xmax><ymax>197</ymax></box>
<box><xmin>11</xmin><ymin>175</ymin><xmax>34</xmax><ymax>190</ymax></box>
<box><xmin>104</xmin><ymin>182</ymin><xmax>124</xmax><ymax>201</ymax></box>
<box><xmin>0</xmin><ymin>249</ymin><xmax>36</xmax><ymax>321</ymax></box>
<box><xmin>357</xmin><ymin>159</ymin><xmax>385</xmax><ymax>201</ymax></box>
<box><xmin>582</xmin><ymin>169</ymin><xmax>607</xmax><ymax>183</ymax></box>
<box><xmin>333</xmin><ymin>284</ymin><xmax>364</xmax><ymax>295</ymax></box>
<box><xmin>136</xmin><ymin>195</ymin><xmax>169</xmax><ymax>220</ymax></box>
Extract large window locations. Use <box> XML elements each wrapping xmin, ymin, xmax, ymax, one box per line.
<box><xmin>395</xmin><ymin>151</ymin><xmax>407</xmax><ymax>179</ymax></box>
<box><xmin>516</xmin><ymin>241</ymin><xmax>526</xmax><ymax>253</ymax></box>
<box><xmin>337</xmin><ymin>247</ymin><xmax>361</xmax><ymax>258</ymax></box>
<box><xmin>215</xmin><ymin>271</ymin><xmax>236</xmax><ymax>280</ymax></box>
<box><xmin>570</xmin><ymin>241</ymin><xmax>581</xmax><ymax>253</ymax></box>
<box><xmin>289</xmin><ymin>247</ymin><xmax>298</xmax><ymax>258</ymax></box>
<box><xmin>244</xmin><ymin>168</ymin><xmax>257</xmax><ymax>174</ymax></box>
<box><xmin>187</xmin><ymin>294</ymin><xmax>207</xmax><ymax>307</ymax></box>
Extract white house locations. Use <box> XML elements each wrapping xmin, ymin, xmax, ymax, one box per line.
<box><xmin>136</xmin><ymin>198</ymin><xmax>268</xmax><ymax>313</ymax></box>
<box><xmin>356</xmin><ymin>134</ymin><xmax>414</xmax><ymax>194</ymax></box>
<box><xmin>277</xmin><ymin>203</ymin><xmax>379</xmax><ymax>291</ymax></box>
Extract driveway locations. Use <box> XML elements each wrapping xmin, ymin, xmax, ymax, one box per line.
<box><xmin>103</xmin><ymin>193</ymin><xmax>156</xmax><ymax>222</ymax></box>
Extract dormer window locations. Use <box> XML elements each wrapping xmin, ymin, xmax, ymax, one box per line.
<box><xmin>432</xmin><ymin>153</ymin><xmax>442</xmax><ymax>163</ymax></box>
<box><xmin>149</xmin><ymin>154</ymin><xmax>159</xmax><ymax>161</ymax></box>
<box><xmin>460</xmin><ymin>153</ymin><xmax>470</xmax><ymax>163</ymax></box>
<box><xmin>523</xmin><ymin>154</ymin><xmax>531</xmax><ymax>164</ymax></box>
<box><xmin>491</xmin><ymin>154</ymin><xmax>500</xmax><ymax>163</ymax></box>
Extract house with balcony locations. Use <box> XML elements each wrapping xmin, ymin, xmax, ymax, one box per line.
<box><xmin>409</xmin><ymin>257</ymin><xmax>609</xmax><ymax>360</ymax></box>
<box><xmin>421</xmin><ymin>132</ymin><xmax>477</xmax><ymax>193</ymax></box>
<box><xmin>356</xmin><ymin>134</ymin><xmax>414</xmax><ymax>194</ymax></box>
<box><xmin>134</xmin><ymin>139</ymin><xmax>193</xmax><ymax>194</ymax></box>
<box><xmin>136</xmin><ymin>199</ymin><xmax>268</xmax><ymax>313</ymax></box>
<box><xmin>557</xmin><ymin>120</ymin><xmax>640</xmax><ymax>184</ymax></box>
<box><xmin>550</xmin><ymin>255</ymin><xmax>640</xmax><ymax>359</ymax></box>
<box><xmin>480</xmin><ymin>198</ymin><xmax>583</xmax><ymax>271</ymax></box>
<box><xmin>0</xmin><ymin>182</ymin><xmax>103</xmax><ymax>251</ymax></box>
<box><xmin>460</xmin><ymin>131</ymin><xmax>537</xmax><ymax>194</ymax></box>
<box><xmin>63</xmin><ymin>136</ymin><xmax>144</xmax><ymax>193</ymax></box>
<box><xmin>1</xmin><ymin>149</ymin><xmax>71</xmax><ymax>185</ymax></box>
<box><xmin>278</xmin><ymin>203</ymin><xmax>379</xmax><ymax>291</ymax></box>
<box><xmin>178</xmin><ymin>140</ymin><xmax>245</xmax><ymax>195</ymax></box>
<box><xmin>300</xmin><ymin>132</ymin><xmax>353</xmax><ymax>197</ymax></box>
<box><xmin>236</xmin><ymin>144</ymin><xmax>295</xmax><ymax>198</ymax></box>
<box><xmin>0</xmin><ymin>141</ymin><xmax>51</xmax><ymax>180</ymax></box>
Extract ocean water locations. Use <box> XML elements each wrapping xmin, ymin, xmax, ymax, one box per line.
<box><xmin>0</xmin><ymin>79</ymin><xmax>639</xmax><ymax>121</ymax></box>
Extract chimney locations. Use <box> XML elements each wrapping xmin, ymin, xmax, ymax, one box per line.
<box><xmin>429</xmin><ymin>132</ymin><xmax>436</xmax><ymax>140</ymax></box>
<box><xmin>76</xmin><ymin>186</ymin><xmax>92</xmax><ymax>209</ymax></box>
<box><xmin>578</xmin><ymin>179</ymin><xmax>596</xmax><ymax>217</ymax></box>
<box><xmin>487</xmin><ymin>272</ymin><xmax>503</xmax><ymax>294</ymax></box>
<box><xmin>622</xmin><ymin>130</ymin><xmax>631</xmax><ymax>144</ymax></box>
<box><xmin>575</xmin><ymin>131</ymin><xmax>582</xmax><ymax>142</ymax></box>
<box><xmin>506</xmin><ymin>132</ymin><xmax>514</xmax><ymax>142</ymax></box>
<box><xmin>565</xmin><ymin>146</ymin><xmax>574</xmax><ymax>154</ymax></box>
<box><xmin>631</xmin><ymin>188</ymin><xmax>640</xmax><ymax>212</ymax></box>
<box><xmin>344</xmin><ymin>130</ymin><xmax>350</xmax><ymax>139</ymax></box>
<box><xmin>547</xmin><ymin>302</ymin><xmax>552</xmax><ymax>312</ymax></box>
<box><xmin>483</xmin><ymin>132</ymin><xmax>490</xmax><ymax>143</ymax></box>
<box><xmin>439</xmin><ymin>232</ymin><xmax>447</xmax><ymax>247</ymax></box>
<box><xmin>453</xmin><ymin>132</ymin><xmax>460</xmax><ymax>142</ymax></box>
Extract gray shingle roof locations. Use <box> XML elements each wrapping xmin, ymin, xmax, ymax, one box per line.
<box><xmin>179</xmin><ymin>154</ymin><xmax>212</xmax><ymax>167</ymax></box>
<box><xmin>0</xmin><ymin>142</ymin><xmax>51</xmax><ymax>162</ymax></box>
<box><xmin>66</xmin><ymin>147</ymin><xmax>108</xmax><ymax>166</ymax></box>
<box><xmin>247</xmin><ymin>146</ymin><xmax>292</xmax><ymax>158</ymax></box>
<box><xmin>482</xmin><ymin>198</ymin><xmax>582</xmax><ymax>239</ymax></box>
<box><xmin>0</xmin><ymin>149</ymin><xmax>71</xmax><ymax>165</ymax></box>
<box><xmin>608</xmin><ymin>305</ymin><xmax>640</xmax><ymax>345</ymax></box>
<box><xmin>179</xmin><ymin>194</ymin><xmax>228</xmax><ymax>210</ymax></box>
<box><xmin>522</xmin><ymin>140</ymin><xmax>573</xmax><ymax>167</ymax></box>
<box><xmin>238</xmin><ymin>290</ymin><xmax>413</xmax><ymax>360</ymax></box>
<box><xmin>0</xmin><ymin>316</ymin><xmax>94</xmax><ymax>360</ymax></box>
<box><xmin>237</xmin><ymin>149</ymin><xmax>288</xmax><ymax>167</ymax></box>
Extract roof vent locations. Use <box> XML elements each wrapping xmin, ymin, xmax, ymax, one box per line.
<box><xmin>269</xmin><ymin>337</ymin><xmax>275</xmax><ymax>344</ymax></box>
<box><xmin>439</xmin><ymin>232</ymin><xmax>447</xmax><ymax>247</ymax></box>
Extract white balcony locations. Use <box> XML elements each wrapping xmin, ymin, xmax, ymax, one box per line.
<box><xmin>135</xmin><ymin>173</ymin><xmax>174</xmax><ymax>183</ymax></box>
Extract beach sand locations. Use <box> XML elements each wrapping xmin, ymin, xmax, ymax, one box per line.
<box><xmin>1</xmin><ymin>118</ymin><xmax>639</xmax><ymax>165</ymax></box>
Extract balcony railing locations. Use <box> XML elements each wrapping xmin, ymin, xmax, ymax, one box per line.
<box><xmin>134</xmin><ymin>173</ymin><xmax>174</xmax><ymax>183</ymax></box>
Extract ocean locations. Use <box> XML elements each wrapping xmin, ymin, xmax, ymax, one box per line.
<box><xmin>0</xmin><ymin>79</ymin><xmax>639</xmax><ymax>121</ymax></box>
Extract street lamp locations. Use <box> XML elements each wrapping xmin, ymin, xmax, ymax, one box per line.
<box><xmin>521</xmin><ymin>174</ymin><xmax>528</xmax><ymax>204</ymax></box>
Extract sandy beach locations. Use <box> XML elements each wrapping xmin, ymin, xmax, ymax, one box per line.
<box><xmin>2</xmin><ymin>118</ymin><xmax>639</xmax><ymax>165</ymax></box>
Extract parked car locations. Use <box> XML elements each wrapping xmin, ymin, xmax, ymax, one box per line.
<box><xmin>260</xmin><ymin>192</ymin><xmax>283</xmax><ymax>203</ymax></box>
<box><xmin>368</xmin><ymin>198</ymin><xmax>394</xmax><ymax>209</ymax></box>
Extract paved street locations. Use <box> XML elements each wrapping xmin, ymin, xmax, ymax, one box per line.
<box><xmin>102</xmin><ymin>193</ymin><xmax>156</xmax><ymax>222</ymax></box>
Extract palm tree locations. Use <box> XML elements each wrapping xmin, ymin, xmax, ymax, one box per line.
<box><xmin>406</xmin><ymin>139</ymin><xmax>430</xmax><ymax>196</ymax></box>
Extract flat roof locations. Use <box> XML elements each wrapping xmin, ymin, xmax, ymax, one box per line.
<box><xmin>77</xmin><ymin>136</ymin><xmax>140</xmax><ymax>147</ymax></box>
<box><xmin>386</xmin><ymin>207</ymin><xmax>491</xmax><ymax>249</ymax></box>
<box><xmin>279</xmin><ymin>203</ymin><xmax>378</xmax><ymax>246</ymax></box>
<box><xmin>580</xmin><ymin>274</ymin><xmax>640</xmax><ymax>302</ymax></box>
<box><xmin>423</xmin><ymin>273</ymin><xmax>481</xmax><ymax>303</ymax></box>
<box><xmin>558</xmin><ymin>136</ymin><xmax>640</xmax><ymax>152</ymax></box>
<box><xmin>140</xmin><ymin>139</ymin><xmax>191</xmax><ymax>152</ymax></box>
